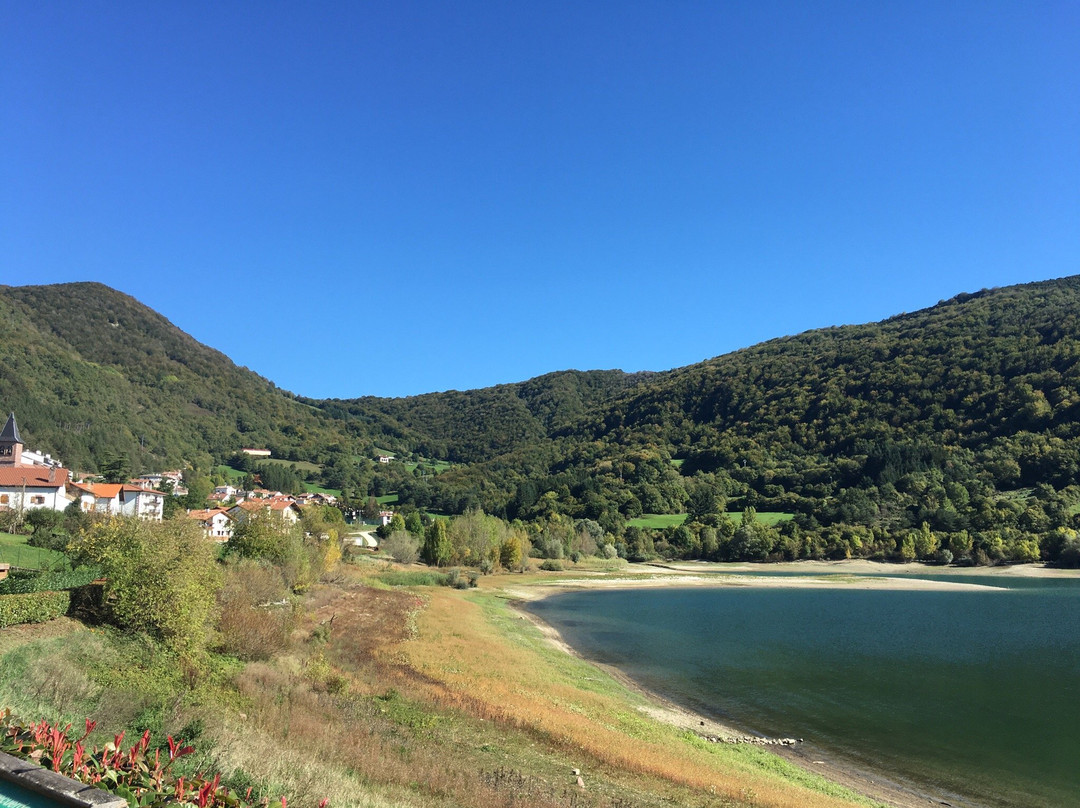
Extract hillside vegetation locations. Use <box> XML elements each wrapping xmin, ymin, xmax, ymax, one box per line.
<box><xmin>6</xmin><ymin>277</ymin><xmax>1080</xmax><ymax>565</ymax></box>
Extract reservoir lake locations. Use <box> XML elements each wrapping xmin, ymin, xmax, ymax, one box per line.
<box><xmin>525</xmin><ymin>573</ymin><xmax>1080</xmax><ymax>808</ymax></box>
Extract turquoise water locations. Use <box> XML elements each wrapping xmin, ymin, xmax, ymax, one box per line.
<box><xmin>0</xmin><ymin>779</ymin><xmax>60</xmax><ymax>808</ymax></box>
<box><xmin>526</xmin><ymin>575</ymin><xmax>1080</xmax><ymax>808</ymax></box>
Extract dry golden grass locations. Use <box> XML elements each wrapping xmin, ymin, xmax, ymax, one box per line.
<box><xmin>215</xmin><ymin>574</ymin><xmax>603</xmax><ymax>808</ymax></box>
<box><xmin>395</xmin><ymin>587</ymin><xmax>869</xmax><ymax>808</ymax></box>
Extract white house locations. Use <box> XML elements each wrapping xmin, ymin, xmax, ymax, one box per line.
<box><xmin>188</xmin><ymin>508</ymin><xmax>234</xmax><ymax>541</ymax></box>
<box><xmin>228</xmin><ymin>498</ymin><xmax>302</xmax><ymax>525</ymax></box>
<box><xmin>0</xmin><ymin>466</ymin><xmax>72</xmax><ymax>512</ymax></box>
<box><xmin>0</xmin><ymin>414</ymin><xmax>72</xmax><ymax>512</ymax></box>
<box><xmin>70</xmin><ymin>483</ymin><xmax>165</xmax><ymax>520</ymax></box>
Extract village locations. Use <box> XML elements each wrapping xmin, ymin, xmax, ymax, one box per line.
<box><xmin>0</xmin><ymin>412</ymin><xmax>382</xmax><ymax>544</ymax></box>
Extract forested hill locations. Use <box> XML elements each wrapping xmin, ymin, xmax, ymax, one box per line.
<box><xmin>394</xmin><ymin>276</ymin><xmax>1080</xmax><ymax>564</ymax></box>
<box><xmin>9</xmin><ymin>276</ymin><xmax>1080</xmax><ymax>567</ymax></box>
<box><xmin>0</xmin><ymin>282</ymin><xmax>358</xmax><ymax>472</ymax></box>
<box><xmin>0</xmin><ymin>282</ymin><xmax>649</xmax><ymax>478</ymax></box>
<box><xmin>310</xmin><ymin>369</ymin><xmax>655</xmax><ymax>463</ymax></box>
<box><xmin>585</xmin><ymin>276</ymin><xmax>1080</xmax><ymax>470</ymax></box>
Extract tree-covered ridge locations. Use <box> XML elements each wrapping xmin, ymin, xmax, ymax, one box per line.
<box><xmin>7</xmin><ymin>276</ymin><xmax>1080</xmax><ymax>565</ymax></box>
<box><xmin>593</xmin><ymin>276</ymin><xmax>1080</xmax><ymax>483</ymax></box>
<box><xmin>0</xmin><ymin>282</ymin><xmax>356</xmax><ymax>472</ymax></box>
<box><xmin>310</xmin><ymin>368</ymin><xmax>653</xmax><ymax>463</ymax></box>
<box><xmin>385</xmin><ymin>276</ymin><xmax>1080</xmax><ymax>565</ymax></box>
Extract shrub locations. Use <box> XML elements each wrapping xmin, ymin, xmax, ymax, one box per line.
<box><xmin>0</xmin><ymin>591</ymin><xmax>71</xmax><ymax>628</ymax></box>
<box><xmin>216</xmin><ymin>560</ymin><xmax>292</xmax><ymax>660</ymax></box>
<box><xmin>539</xmin><ymin>559</ymin><xmax>564</xmax><ymax>572</ymax></box>
<box><xmin>0</xmin><ymin>710</ymin><xmax>308</xmax><ymax>808</ymax></box>
<box><xmin>376</xmin><ymin>570</ymin><xmax>448</xmax><ymax>587</ymax></box>
<box><xmin>382</xmin><ymin>530</ymin><xmax>420</xmax><ymax>564</ymax></box>
<box><xmin>67</xmin><ymin>517</ymin><xmax>220</xmax><ymax>661</ymax></box>
<box><xmin>0</xmin><ymin>566</ymin><xmax>101</xmax><ymax>595</ymax></box>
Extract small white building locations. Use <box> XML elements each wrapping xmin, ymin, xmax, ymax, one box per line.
<box><xmin>0</xmin><ymin>414</ymin><xmax>72</xmax><ymax>511</ymax></box>
<box><xmin>70</xmin><ymin>483</ymin><xmax>165</xmax><ymax>520</ymax></box>
<box><xmin>188</xmin><ymin>508</ymin><xmax>234</xmax><ymax>541</ymax></box>
<box><xmin>0</xmin><ymin>466</ymin><xmax>72</xmax><ymax>512</ymax></box>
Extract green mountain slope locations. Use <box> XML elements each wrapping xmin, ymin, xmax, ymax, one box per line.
<box><xmin>7</xmin><ymin>276</ymin><xmax>1080</xmax><ymax>564</ymax></box>
<box><xmin>0</xmin><ymin>282</ymin><xmax>647</xmax><ymax>481</ymax></box>
<box><xmin>394</xmin><ymin>276</ymin><xmax>1080</xmax><ymax>563</ymax></box>
<box><xmin>312</xmin><ymin>368</ymin><xmax>652</xmax><ymax>463</ymax></box>
<box><xmin>0</xmin><ymin>282</ymin><xmax>354</xmax><ymax>472</ymax></box>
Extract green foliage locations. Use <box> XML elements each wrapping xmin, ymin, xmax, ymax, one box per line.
<box><xmin>0</xmin><ymin>590</ymin><xmax>70</xmax><ymax>628</ymax></box>
<box><xmin>422</xmin><ymin>518</ymin><xmax>452</xmax><ymax>567</ymax></box>
<box><xmin>375</xmin><ymin>570</ymin><xmax>450</xmax><ymax>587</ymax></box>
<box><xmin>227</xmin><ymin>512</ymin><xmax>311</xmax><ymax>590</ymax></box>
<box><xmin>0</xmin><ymin>566</ymin><xmax>100</xmax><ymax>595</ymax></box>
<box><xmin>67</xmin><ymin>517</ymin><xmax>220</xmax><ymax>661</ymax></box>
<box><xmin>0</xmin><ymin>710</ymin><xmax>277</xmax><ymax>808</ymax></box>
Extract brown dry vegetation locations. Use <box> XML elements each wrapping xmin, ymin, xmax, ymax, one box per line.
<box><xmin>210</xmin><ymin>564</ymin><xmax>875</xmax><ymax>808</ymax></box>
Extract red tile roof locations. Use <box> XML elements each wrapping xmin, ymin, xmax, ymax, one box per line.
<box><xmin>0</xmin><ymin>466</ymin><xmax>71</xmax><ymax>488</ymax></box>
<box><xmin>188</xmin><ymin>508</ymin><xmax>232</xmax><ymax>522</ymax></box>
<box><xmin>125</xmin><ymin>486</ymin><xmax>165</xmax><ymax>497</ymax></box>
<box><xmin>72</xmin><ymin>482</ymin><xmax>123</xmax><ymax>499</ymax></box>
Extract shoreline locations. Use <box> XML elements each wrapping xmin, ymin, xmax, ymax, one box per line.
<box><xmin>500</xmin><ymin>560</ymin><xmax>1024</xmax><ymax>808</ymax></box>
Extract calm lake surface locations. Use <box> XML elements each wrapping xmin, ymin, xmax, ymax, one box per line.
<box><xmin>525</xmin><ymin>574</ymin><xmax>1080</xmax><ymax>808</ymax></box>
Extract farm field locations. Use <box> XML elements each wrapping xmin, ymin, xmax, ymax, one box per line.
<box><xmin>257</xmin><ymin>458</ymin><xmax>322</xmax><ymax>474</ymax></box>
<box><xmin>628</xmin><ymin>512</ymin><xmax>795</xmax><ymax>529</ymax></box>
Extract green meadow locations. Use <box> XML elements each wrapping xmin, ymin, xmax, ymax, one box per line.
<box><xmin>628</xmin><ymin>512</ymin><xmax>795</xmax><ymax>529</ymax></box>
<box><xmin>0</xmin><ymin>532</ymin><xmax>67</xmax><ymax>570</ymax></box>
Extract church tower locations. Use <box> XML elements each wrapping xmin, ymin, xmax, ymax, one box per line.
<box><xmin>0</xmin><ymin>413</ymin><xmax>24</xmax><ymax>466</ymax></box>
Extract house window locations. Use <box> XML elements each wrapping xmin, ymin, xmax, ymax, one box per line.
<box><xmin>30</xmin><ymin>495</ymin><xmax>45</xmax><ymax>505</ymax></box>
<box><xmin>0</xmin><ymin>494</ymin><xmax>8</xmax><ymax>505</ymax></box>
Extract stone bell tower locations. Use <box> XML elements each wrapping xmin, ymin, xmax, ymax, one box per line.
<box><xmin>0</xmin><ymin>413</ymin><xmax>24</xmax><ymax>467</ymax></box>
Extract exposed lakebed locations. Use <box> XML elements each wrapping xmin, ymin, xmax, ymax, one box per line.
<box><xmin>525</xmin><ymin>572</ymin><xmax>1080</xmax><ymax>808</ymax></box>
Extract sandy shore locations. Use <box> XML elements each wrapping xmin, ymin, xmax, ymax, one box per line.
<box><xmin>499</xmin><ymin>559</ymin><xmax>1041</xmax><ymax>808</ymax></box>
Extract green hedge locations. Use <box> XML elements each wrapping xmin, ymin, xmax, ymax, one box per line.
<box><xmin>0</xmin><ymin>567</ymin><xmax>101</xmax><ymax>595</ymax></box>
<box><xmin>0</xmin><ymin>591</ymin><xmax>71</xmax><ymax>628</ymax></box>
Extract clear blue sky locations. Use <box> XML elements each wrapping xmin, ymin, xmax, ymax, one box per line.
<box><xmin>3</xmin><ymin>2</ymin><xmax>1078</xmax><ymax>398</ymax></box>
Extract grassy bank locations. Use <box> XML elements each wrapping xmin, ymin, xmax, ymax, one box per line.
<box><xmin>0</xmin><ymin>531</ymin><xmax>67</xmax><ymax>569</ymax></box>
<box><xmin>0</xmin><ymin>563</ymin><xmax>882</xmax><ymax>808</ymax></box>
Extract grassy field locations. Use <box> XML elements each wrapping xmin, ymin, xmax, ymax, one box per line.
<box><xmin>302</xmin><ymin>483</ymin><xmax>341</xmax><ymax>496</ymax></box>
<box><xmin>403</xmin><ymin>460</ymin><xmax>453</xmax><ymax>474</ymax></box>
<box><xmin>0</xmin><ymin>531</ymin><xmax>67</xmax><ymax>569</ymax></box>
<box><xmin>627</xmin><ymin>513</ymin><xmax>689</xmax><ymax>529</ymax></box>
<box><xmin>629</xmin><ymin>512</ymin><xmax>795</xmax><ymax>529</ymax></box>
<box><xmin>375</xmin><ymin>493</ymin><xmax>398</xmax><ymax>505</ymax></box>
<box><xmin>257</xmin><ymin>458</ymin><xmax>322</xmax><ymax>474</ymax></box>
<box><xmin>215</xmin><ymin>465</ymin><xmax>246</xmax><ymax>480</ymax></box>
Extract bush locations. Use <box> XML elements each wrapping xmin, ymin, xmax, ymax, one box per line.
<box><xmin>382</xmin><ymin>530</ymin><xmax>420</xmax><ymax>564</ymax></box>
<box><xmin>376</xmin><ymin>570</ymin><xmax>448</xmax><ymax>587</ymax></box>
<box><xmin>539</xmin><ymin>559</ymin><xmax>564</xmax><ymax>572</ymax></box>
<box><xmin>0</xmin><ymin>566</ymin><xmax>100</xmax><ymax>595</ymax></box>
<box><xmin>67</xmin><ymin>517</ymin><xmax>220</xmax><ymax>660</ymax></box>
<box><xmin>0</xmin><ymin>591</ymin><xmax>71</xmax><ymax>628</ymax></box>
<box><xmin>216</xmin><ymin>560</ymin><xmax>292</xmax><ymax>660</ymax></box>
